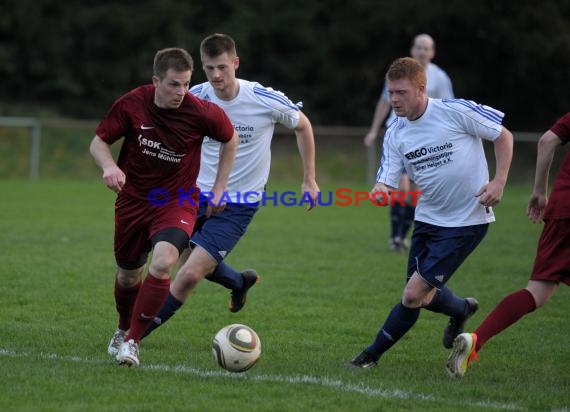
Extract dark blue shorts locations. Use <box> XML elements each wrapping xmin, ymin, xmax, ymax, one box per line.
<box><xmin>190</xmin><ymin>201</ymin><xmax>259</xmax><ymax>263</ymax></box>
<box><xmin>406</xmin><ymin>221</ymin><xmax>489</xmax><ymax>289</ymax></box>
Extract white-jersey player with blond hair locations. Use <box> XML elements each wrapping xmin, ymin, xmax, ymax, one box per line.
<box><xmin>348</xmin><ymin>56</ymin><xmax>513</xmax><ymax>369</ymax></box>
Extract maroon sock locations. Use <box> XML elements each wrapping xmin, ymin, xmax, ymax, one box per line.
<box><xmin>114</xmin><ymin>277</ymin><xmax>141</xmax><ymax>331</ymax></box>
<box><xmin>475</xmin><ymin>288</ymin><xmax>536</xmax><ymax>351</ymax></box>
<box><xmin>125</xmin><ymin>274</ymin><xmax>170</xmax><ymax>343</ymax></box>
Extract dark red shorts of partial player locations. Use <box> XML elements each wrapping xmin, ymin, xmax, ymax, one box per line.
<box><xmin>114</xmin><ymin>192</ymin><xmax>198</xmax><ymax>268</ymax></box>
<box><xmin>530</xmin><ymin>218</ymin><xmax>570</xmax><ymax>285</ymax></box>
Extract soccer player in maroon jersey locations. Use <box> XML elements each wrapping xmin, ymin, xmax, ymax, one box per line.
<box><xmin>447</xmin><ymin>112</ymin><xmax>570</xmax><ymax>378</ymax></box>
<box><xmin>89</xmin><ymin>47</ymin><xmax>238</xmax><ymax>367</ymax></box>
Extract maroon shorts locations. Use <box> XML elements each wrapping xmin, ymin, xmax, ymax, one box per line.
<box><xmin>114</xmin><ymin>192</ymin><xmax>198</xmax><ymax>268</ymax></box>
<box><xmin>530</xmin><ymin>218</ymin><xmax>570</xmax><ymax>285</ymax></box>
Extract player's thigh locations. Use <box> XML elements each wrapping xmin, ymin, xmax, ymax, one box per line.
<box><xmin>190</xmin><ymin>203</ymin><xmax>258</xmax><ymax>264</ymax></box>
<box><xmin>114</xmin><ymin>197</ymin><xmax>152</xmax><ymax>271</ymax></box>
<box><xmin>408</xmin><ymin>222</ymin><xmax>488</xmax><ymax>289</ymax></box>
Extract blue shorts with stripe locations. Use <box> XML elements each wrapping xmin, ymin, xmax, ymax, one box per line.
<box><xmin>406</xmin><ymin>221</ymin><xmax>489</xmax><ymax>289</ymax></box>
<box><xmin>190</xmin><ymin>201</ymin><xmax>259</xmax><ymax>264</ymax></box>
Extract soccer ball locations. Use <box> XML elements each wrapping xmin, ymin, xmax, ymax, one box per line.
<box><xmin>212</xmin><ymin>323</ymin><xmax>261</xmax><ymax>372</ymax></box>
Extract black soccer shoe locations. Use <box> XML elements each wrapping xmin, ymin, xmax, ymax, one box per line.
<box><xmin>229</xmin><ymin>269</ymin><xmax>260</xmax><ymax>313</ymax></box>
<box><xmin>345</xmin><ymin>350</ymin><xmax>378</xmax><ymax>369</ymax></box>
<box><xmin>442</xmin><ymin>297</ymin><xmax>479</xmax><ymax>349</ymax></box>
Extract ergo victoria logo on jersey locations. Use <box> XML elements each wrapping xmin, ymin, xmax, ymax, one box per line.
<box><xmin>147</xmin><ymin>188</ymin><xmax>422</xmax><ymax>207</ymax></box>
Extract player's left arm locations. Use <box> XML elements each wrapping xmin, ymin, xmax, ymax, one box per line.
<box><xmin>208</xmin><ymin>130</ymin><xmax>239</xmax><ymax>217</ymax></box>
<box><xmin>294</xmin><ymin>111</ymin><xmax>320</xmax><ymax>211</ymax></box>
<box><xmin>475</xmin><ymin>126</ymin><xmax>513</xmax><ymax>207</ymax></box>
<box><xmin>527</xmin><ymin>130</ymin><xmax>562</xmax><ymax>223</ymax></box>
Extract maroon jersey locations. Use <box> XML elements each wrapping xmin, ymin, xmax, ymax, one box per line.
<box><xmin>96</xmin><ymin>84</ymin><xmax>234</xmax><ymax>201</ymax></box>
<box><xmin>543</xmin><ymin>112</ymin><xmax>570</xmax><ymax>219</ymax></box>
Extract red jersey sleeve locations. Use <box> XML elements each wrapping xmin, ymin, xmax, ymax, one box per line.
<box><xmin>550</xmin><ymin>112</ymin><xmax>570</xmax><ymax>144</ymax></box>
<box><xmin>95</xmin><ymin>92</ymin><xmax>139</xmax><ymax>144</ymax></box>
<box><xmin>192</xmin><ymin>96</ymin><xmax>235</xmax><ymax>144</ymax></box>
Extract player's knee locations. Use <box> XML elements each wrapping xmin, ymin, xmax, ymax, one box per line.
<box><xmin>401</xmin><ymin>290</ymin><xmax>422</xmax><ymax>308</ymax></box>
<box><xmin>148</xmin><ymin>255</ymin><xmax>178</xmax><ymax>278</ymax></box>
<box><xmin>174</xmin><ymin>266</ymin><xmax>204</xmax><ymax>291</ymax></box>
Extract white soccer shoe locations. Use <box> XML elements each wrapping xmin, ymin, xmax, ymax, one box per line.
<box><xmin>116</xmin><ymin>339</ymin><xmax>140</xmax><ymax>367</ymax></box>
<box><xmin>446</xmin><ymin>332</ymin><xmax>478</xmax><ymax>378</ymax></box>
<box><xmin>107</xmin><ymin>329</ymin><xmax>127</xmax><ymax>356</ymax></box>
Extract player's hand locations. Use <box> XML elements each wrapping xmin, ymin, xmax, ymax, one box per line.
<box><xmin>301</xmin><ymin>180</ymin><xmax>320</xmax><ymax>211</ymax></box>
<box><xmin>526</xmin><ymin>192</ymin><xmax>547</xmax><ymax>224</ymax></box>
<box><xmin>474</xmin><ymin>180</ymin><xmax>504</xmax><ymax>207</ymax></box>
<box><xmin>363</xmin><ymin>132</ymin><xmax>377</xmax><ymax>148</ymax></box>
<box><xmin>207</xmin><ymin>187</ymin><xmax>226</xmax><ymax>217</ymax></box>
<box><xmin>206</xmin><ymin>202</ymin><xmax>226</xmax><ymax>218</ymax></box>
<box><xmin>369</xmin><ymin>182</ymin><xmax>391</xmax><ymax>206</ymax></box>
<box><xmin>102</xmin><ymin>166</ymin><xmax>125</xmax><ymax>193</ymax></box>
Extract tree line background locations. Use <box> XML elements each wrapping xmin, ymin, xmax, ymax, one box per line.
<box><xmin>1</xmin><ymin>0</ymin><xmax>569</xmax><ymax>131</ymax></box>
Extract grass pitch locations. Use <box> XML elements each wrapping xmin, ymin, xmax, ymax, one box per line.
<box><xmin>0</xmin><ymin>180</ymin><xmax>568</xmax><ymax>411</ymax></box>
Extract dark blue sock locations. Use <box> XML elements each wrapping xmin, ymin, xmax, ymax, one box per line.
<box><xmin>142</xmin><ymin>292</ymin><xmax>182</xmax><ymax>339</ymax></box>
<box><xmin>423</xmin><ymin>286</ymin><xmax>468</xmax><ymax>318</ymax></box>
<box><xmin>401</xmin><ymin>205</ymin><xmax>415</xmax><ymax>239</ymax></box>
<box><xmin>366</xmin><ymin>302</ymin><xmax>420</xmax><ymax>359</ymax></box>
<box><xmin>390</xmin><ymin>204</ymin><xmax>403</xmax><ymax>239</ymax></box>
<box><xmin>206</xmin><ymin>261</ymin><xmax>243</xmax><ymax>290</ymax></box>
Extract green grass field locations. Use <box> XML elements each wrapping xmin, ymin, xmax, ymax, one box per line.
<box><xmin>1</xmin><ymin>180</ymin><xmax>568</xmax><ymax>412</ymax></box>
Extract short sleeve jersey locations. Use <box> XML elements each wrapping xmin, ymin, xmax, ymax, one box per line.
<box><xmin>95</xmin><ymin>84</ymin><xmax>234</xmax><ymax>201</ymax></box>
<box><xmin>543</xmin><ymin>112</ymin><xmax>570</xmax><ymax>219</ymax></box>
<box><xmin>190</xmin><ymin>79</ymin><xmax>301</xmax><ymax>203</ymax></box>
<box><xmin>377</xmin><ymin>98</ymin><xmax>504</xmax><ymax>227</ymax></box>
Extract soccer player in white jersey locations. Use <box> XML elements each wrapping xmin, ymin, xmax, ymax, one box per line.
<box><xmin>142</xmin><ymin>33</ymin><xmax>319</xmax><ymax>339</ymax></box>
<box><xmin>364</xmin><ymin>34</ymin><xmax>454</xmax><ymax>253</ymax></box>
<box><xmin>348</xmin><ymin>57</ymin><xmax>513</xmax><ymax>368</ymax></box>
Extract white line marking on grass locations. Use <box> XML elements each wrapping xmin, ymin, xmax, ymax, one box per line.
<box><xmin>0</xmin><ymin>349</ymin><xmax>521</xmax><ymax>410</ymax></box>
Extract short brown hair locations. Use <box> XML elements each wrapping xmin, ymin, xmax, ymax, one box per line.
<box><xmin>153</xmin><ymin>48</ymin><xmax>194</xmax><ymax>79</ymax></box>
<box><xmin>200</xmin><ymin>33</ymin><xmax>237</xmax><ymax>59</ymax></box>
<box><xmin>386</xmin><ymin>57</ymin><xmax>426</xmax><ymax>89</ymax></box>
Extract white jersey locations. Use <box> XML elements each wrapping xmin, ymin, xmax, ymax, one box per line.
<box><xmin>191</xmin><ymin>79</ymin><xmax>301</xmax><ymax>203</ymax></box>
<box><xmin>383</xmin><ymin>62</ymin><xmax>454</xmax><ymax>126</ymax></box>
<box><xmin>376</xmin><ymin>98</ymin><xmax>504</xmax><ymax>227</ymax></box>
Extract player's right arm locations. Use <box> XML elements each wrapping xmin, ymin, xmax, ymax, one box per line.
<box><xmin>89</xmin><ymin>135</ymin><xmax>125</xmax><ymax>193</ymax></box>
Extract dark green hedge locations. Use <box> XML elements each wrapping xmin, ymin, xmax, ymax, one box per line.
<box><xmin>1</xmin><ymin>0</ymin><xmax>569</xmax><ymax>129</ymax></box>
